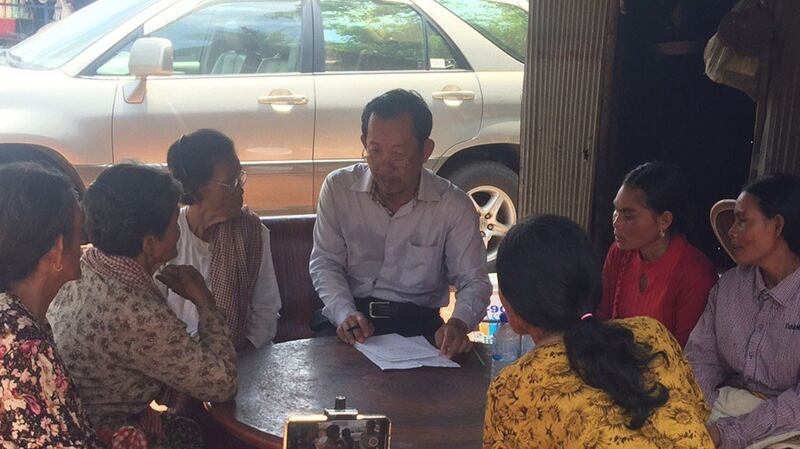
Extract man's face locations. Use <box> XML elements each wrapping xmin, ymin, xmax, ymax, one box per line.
<box><xmin>361</xmin><ymin>112</ymin><xmax>433</xmax><ymax>201</ymax></box>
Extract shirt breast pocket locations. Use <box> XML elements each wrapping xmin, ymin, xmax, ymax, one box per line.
<box><xmin>763</xmin><ymin>328</ymin><xmax>800</xmax><ymax>389</ymax></box>
<box><xmin>401</xmin><ymin>243</ymin><xmax>442</xmax><ymax>290</ymax></box>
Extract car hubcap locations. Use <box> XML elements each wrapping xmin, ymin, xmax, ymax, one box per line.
<box><xmin>467</xmin><ymin>185</ymin><xmax>516</xmax><ymax>264</ymax></box>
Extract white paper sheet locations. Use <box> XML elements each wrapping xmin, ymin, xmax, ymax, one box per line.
<box><xmin>354</xmin><ymin>334</ymin><xmax>460</xmax><ymax>370</ymax></box>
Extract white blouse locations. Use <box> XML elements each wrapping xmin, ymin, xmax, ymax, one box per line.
<box><xmin>163</xmin><ymin>207</ymin><xmax>282</xmax><ymax>348</ymax></box>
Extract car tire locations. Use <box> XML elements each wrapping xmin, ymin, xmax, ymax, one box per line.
<box><xmin>447</xmin><ymin>161</ymin><xmax>518</xmax><ymax>271</ymax></box>
<box><xmin>0</xmin><ymin>144</ymin><xmax>85</xmax><ymax>195</ymax></box>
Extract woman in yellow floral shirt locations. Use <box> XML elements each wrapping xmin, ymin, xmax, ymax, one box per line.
<box><xmin>484</xmin><ymin>215</ymin><xmax>713</xmax><ymax>449</ymax></box>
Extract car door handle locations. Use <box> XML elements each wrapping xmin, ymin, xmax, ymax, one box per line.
<box><xmin>257</xmin><ymin>94</ymin><xmax>309</xmax><ymax>105</ymax></box>
<box><xmin>432</xmin><ymin>90</ymin><xmax>475</xmax><ymax>101</ymax></box>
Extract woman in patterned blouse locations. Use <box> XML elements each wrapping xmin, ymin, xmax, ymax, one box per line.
<box><xmin>48</xmin><ymin>164</ymin><xmax>238</xmax><ymax>449</ymax></box>
<box><xmin>484</xmin><ymin>214</ymin><xmax>713</xmax><ymax>449</ymax></box>
<box><xmin>0</xmin><ymin>163</ymin><xmax>99</xmax><ymax>448</ymax></box>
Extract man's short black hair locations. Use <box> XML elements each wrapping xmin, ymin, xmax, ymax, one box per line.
<box><xmin>361</xmin><ymin>88</ymin><xmax>433</xmax><ymax>150</ymax></box>
<box><xmin>83</xmin><ymin>163</ymin><xmax>181</xmax><ymax>258</ymax></box>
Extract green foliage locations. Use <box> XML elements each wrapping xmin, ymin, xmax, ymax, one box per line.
<box><xmin>436</xmin><ymin>0</ymin><xmax>528</xmax><ymax>62</ymax></box>
<box><xmin>321</xmin><ymin>0</ymin><xmax>425</xmax><ymax>71</ymax></box>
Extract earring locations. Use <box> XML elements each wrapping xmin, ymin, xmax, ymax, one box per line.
<box><xmin>659</xmin><ymin>229</ymin><xmax>665</xmax><ymax>238</ymax></box>
<box><xmin>53</xmin><ymin>263</ymin><xmax>63</xmax><ymax>272</ymax></box>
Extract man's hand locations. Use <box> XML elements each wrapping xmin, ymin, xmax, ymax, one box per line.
<box><xmin>156</xmin><ymin>264</ymin><xmax>214</xmax><ymax>307</ymax></box>
<box><xmin>435</xmin><ymin>318</ymin><xmax>472</xmax><ymax>359</ymax></box>
<box><xmin>336</xmin><ymin>312</ymin><xmax>375</xmax><ymax>344</ymax></box>
<box><xmin>705</xmin><ymin>423</ymin><xmax>721</xmax><ymax>447</ymax></box>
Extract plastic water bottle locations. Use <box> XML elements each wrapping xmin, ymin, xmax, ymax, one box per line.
<box><xmin>521</xmin><ymin>334</ymin><xmax>535</xmax><ymax>355</ymax></box>
<box><xmin>491</xmin><ymin>313</ymin><xmax>519</xmax><ymax>377</ymax></box>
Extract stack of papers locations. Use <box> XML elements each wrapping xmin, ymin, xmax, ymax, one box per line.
<box><xmin>354</xmin><ymin>334</ymin><xmax>460</xmax><ymax>370</ymax></box>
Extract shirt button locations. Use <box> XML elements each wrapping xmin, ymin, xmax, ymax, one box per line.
<box><xmin>749</xmin><ymin>353</ymin><xmax>754</xmax><ymax>359</ymax></box>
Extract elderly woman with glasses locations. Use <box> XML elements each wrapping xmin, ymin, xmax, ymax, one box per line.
<box><xmin>166</xmin><ymin>129</ymin><xmax>281</xmax><ymax>350</ymax></box>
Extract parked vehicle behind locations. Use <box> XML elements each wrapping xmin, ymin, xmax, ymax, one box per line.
<box><xmin>0</xmin><ymin>0</ymin><xmax>527</xmax><ymax>263</ymax></box>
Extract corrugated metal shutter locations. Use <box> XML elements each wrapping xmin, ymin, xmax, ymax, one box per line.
<box><xmin>518</xmin><ymin>0</ymin><xmax>619</xmax><ymax>229</ymax></box>
<box><xmin>752</xmin><ymin>0</ymin><xmax>800</xmax><ymax>178</ymax></box>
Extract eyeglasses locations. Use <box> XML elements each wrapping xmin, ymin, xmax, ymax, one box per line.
<box><xmin>216</xmin><ymin>170</ymin><xmax>248</xmax><ymax>192</ymax></box>
<box><xmin>362</xmin><ymin>147</ymin><xmax>415</xmax><ymax>169</ymax></box>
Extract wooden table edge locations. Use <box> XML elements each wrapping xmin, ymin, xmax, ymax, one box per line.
<box><xmin>203</xmin><ymin>401</ymin><xmax>284</xmax><ymax>449</ymax></box>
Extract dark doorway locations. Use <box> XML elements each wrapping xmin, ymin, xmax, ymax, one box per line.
<box><xmin>595</xmin><ymin>0</ymin><xmax>755</xmax><ymax>269</ymax></box>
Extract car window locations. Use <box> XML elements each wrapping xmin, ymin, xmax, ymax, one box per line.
<box><xmin>426</xmin><ymin>22</ymin><xmax>463</xmax><ymax>70</ymax></box>
<box><xmin>7</xmin><ymin>0</ymin><xmax>163</xmax><ymax>70</ymax></box>
<box><xmin>321</xmin><ymin>0</ymin><xmax>426</xmax><ymax>72</ymax></box>
<box><xmin>94</xmin><ymin>0</ymin><xmax>303</xmax><ymax>76</ymax></box>
<box><xmin>435</xmin><ymin>0</ymin><xmax>528</xmax><ymax>63</ymax></box>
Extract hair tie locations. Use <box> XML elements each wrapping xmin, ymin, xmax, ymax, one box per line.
<box><xmin>580</xmin><ymin>313</ymin><xmax>593</xmax><ymax>321</ymax></box>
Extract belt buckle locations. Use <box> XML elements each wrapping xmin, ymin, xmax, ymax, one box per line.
<box><xmin>368</xmin><ymin>301</ymin><xmax>392</xmax><ymax>319</ymax></box>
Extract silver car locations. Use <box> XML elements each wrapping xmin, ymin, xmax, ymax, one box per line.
<box><xmin>0</xmin><ymin>0</ymin><xmax>526</xmax><ymax>262</ymax></box>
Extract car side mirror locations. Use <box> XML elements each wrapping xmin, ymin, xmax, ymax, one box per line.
<box><xmin>124</xmin><ymin>37</ymin><xmax>174</xmax><ymax>104</ymax></box>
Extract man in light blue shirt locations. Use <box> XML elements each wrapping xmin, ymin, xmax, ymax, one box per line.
<box><xmin>309</xmin><ymin>89</ymin><xmax>491</xmax><ymax>359</ymax></box>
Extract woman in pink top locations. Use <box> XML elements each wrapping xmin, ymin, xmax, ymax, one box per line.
<box><xmin>599</xmin><ymin>162</ymin><xmax>718</xmax><ymax>346</ymax></box>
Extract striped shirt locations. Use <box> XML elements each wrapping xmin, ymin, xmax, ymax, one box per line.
<box><xmin>686</xmin><ymin>264</ymin><xmax>800</xmax><ymax>448</ymax></box>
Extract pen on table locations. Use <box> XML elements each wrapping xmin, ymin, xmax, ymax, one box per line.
<box><xmin>472</xmin><ymin>346</ymin><xmax>486</xmax><ymax>367</ymax></box>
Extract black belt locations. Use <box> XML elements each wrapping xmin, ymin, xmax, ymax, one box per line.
<box><xmin>354</xmin><ymin>297</ymin><xmax>438</xmax><ymax>320</ymax></box>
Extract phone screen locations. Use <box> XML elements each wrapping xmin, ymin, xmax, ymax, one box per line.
<box><xmin>285</xmin><ymin>416</ymin><xmax>390</xmax><ymax>449</ymax></box>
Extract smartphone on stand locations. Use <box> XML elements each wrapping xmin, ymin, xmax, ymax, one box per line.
<box><xmin>284</xmin><ymin>414</ymin><xmax>391</xmax><ymax>449</ymax></box>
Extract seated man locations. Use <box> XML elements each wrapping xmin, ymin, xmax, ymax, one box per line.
<box><xmin>309</xmin><ymin>88</ymin><xmax>491</xmax><ymax>359</ymax></box>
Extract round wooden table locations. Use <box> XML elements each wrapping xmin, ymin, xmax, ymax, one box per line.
<box><xmin>205</xmin><ymin>336</ymin><xmax>492</xmax><ymax>449</ymax></box>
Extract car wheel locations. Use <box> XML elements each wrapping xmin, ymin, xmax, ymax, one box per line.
<box><xmin>448</xmin><ymin>161</ymin><xmax>518</xmax><ymax>270</ymax></box>
<box><xmin>0</xmin><ymin>144</ymin><xmax>85</xmax><ymax>196</ymax></box>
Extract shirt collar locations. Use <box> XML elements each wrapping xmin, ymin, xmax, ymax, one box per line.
<box><xmin>350</xmin><ymin>163</ymin><xmax>373</xmax><ymax>193</ymax></box>
<box><xmin>417</xmin><ymin>168</ymin><xmax>442</xmax><ymax>202</ymax></box>
<box><xmin>349</xmin><ymin>164</ymin><xmax>442</xmax><ymax>202</ymax></box>
<box><xmin>753</xmin><ymin>264</ymin><xmax>800</xmax><ymax>306</ymax></box>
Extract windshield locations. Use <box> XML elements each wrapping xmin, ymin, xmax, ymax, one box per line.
<box><xmin>435</xmin><ymin>0</ymin><xmax>528</xmax><ymax>63</ymax></box>
<box><xmin>8</xmin><ymin>0</ymin><xmax>164</xmax><ymax>70</ymax></box>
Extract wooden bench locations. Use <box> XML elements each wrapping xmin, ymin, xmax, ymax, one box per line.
<box><xmin>262</xmin><ymin>214</ymin><xmax>323</xmax><ymax>343</ymax></box>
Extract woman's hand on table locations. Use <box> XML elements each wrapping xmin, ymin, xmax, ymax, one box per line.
<box><xmin>436</xmin><ymin>318</ymin><xmax>472</xmax><ymax>359</ymax></box>
<box><xmin>337</xmin><ymin>312</ymin><xmax>375</xmax><ymax>344</ymax></box>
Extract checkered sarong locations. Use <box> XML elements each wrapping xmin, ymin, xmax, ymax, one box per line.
<box><xmin>208</xmin><ymin>207</ymin><xmax>263</xmax><ymax>350</ymax></box>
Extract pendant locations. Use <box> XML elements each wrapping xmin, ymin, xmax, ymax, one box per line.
<box><xmin>639</xmin><ymin>272</ymin><xmax>648</xmax><ymax>293</ymax></box>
